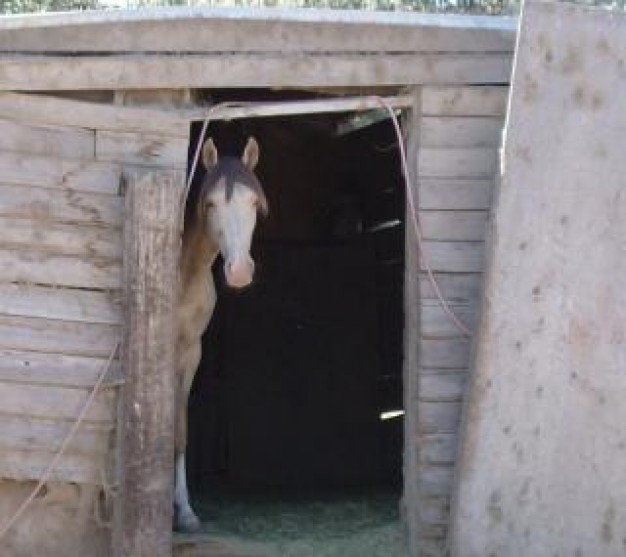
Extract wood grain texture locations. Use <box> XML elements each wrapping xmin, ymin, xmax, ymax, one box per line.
<box><xmin>419</xmin><ymin>210</ymin><xmax>488</xmax><ymax>242</ymax></box>
<box><xmin>422</xmin><ymin>86</ymin><xmax>509</xmax><ymax>116</ymax></box>
<box><xmin>420</xmin><ymin>241</ymin><xmax>485</xmax><ymax>273</ymax></box>
<box><xmin>0</xmin><ymin>184</ymin><xmax>123</xmax><ymax>226</ymax></box>
<box><xmin>115</xmin><ymin>170</ymin><xmax>183</xmax><ymax>557</ymax></box>
<box><xmin>0</xmin><ymin>283</ymin><xmax>121</xmax><ymax>324</ymax></box>
<box><xmin>0</xmin><ymin>92</ymin><xmax>189</xmax><ymax>136</ymax></box>
<box><xmin>0</xmin><ymin>12</ymin><xmax>515</xmax><ymax>54</ymax></box>
<box><xmin>420</xmin><ymin>338</ymin><xmax>471</xmax><ymax>369</ymax></box>
<box><xmin>0</xmin><ymin>218</ymin><xmax>122</xmax><ymax>259</ymax></box>
<box><xmin>0</xmin><ymin>152</ymin><xmax>122</xmax><ymax>194</ymax></box>
<box><xmin>418</xmin><ymin>178</ymin><xmax>494</xmax><ymax>210</ymax></box>
<box><xmin>420</xmin><ymin>299</ymin><xmax>478</xmax><ymax>339</ymax></box>
<box><xmin>0</xmin><ymin>248</ymin><xmax>121</xmax><ymax>289</ymax></box>
<box><xmin>96</xmin><ymin>130</ymin><xmax>188</xmax><ymax>168</ymax></box>
<box><xmin>0</xmin><ymin>382</ymin><xmax>115</xmax><ymax>423</ymax></box>
<box><xmin>420</xmin><ymin>116</ymin><xmax>503</xmax><ymax>148</ymax></box>
<box><xmin>0</xmin><ymin>449</ymin><xmax>109</xmax><ymax>484</ymax></box>
<box><xmin>419</xmin><ymin>148</ymin><xmax>498</xmax><ymax>178</ymax></box>
<box><xmin>0</xmin><ymin>414</ymin><xmax>112</xmax><ymax>455</ymax></box>
<box><xmin>0</xmin><ymin>119</ymin><xmax>95</xmax><ymax>159</ymax></box>
<box><xmin>418</xmin><ymin>272</ymin><xmax>483</xmax><ymax>302</ymax></box>
<box><xmin>0</xmin><ymin>315</ymin><xmax>120</xmax><ymax>358</ymax></box>
<box><xmin>0</xmin><ymin>53</ymin><xmax>513</xmax><ymax>90</ymax></box>
<box><xmin>0</xmin><ymin>349</ymin><xmax>122</xmax><ymax>388</ymax></box>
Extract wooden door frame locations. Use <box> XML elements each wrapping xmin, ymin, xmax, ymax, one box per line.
<box><xmin>113</xmin><ymin>90</ymin><xmax>422</xmax><ymax>557</ymax></box>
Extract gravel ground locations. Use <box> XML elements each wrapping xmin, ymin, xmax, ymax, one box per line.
<box><xmin>193</xmin><ymin>490</ymin><xmax>408</xmax><ymax>557</ymax></box>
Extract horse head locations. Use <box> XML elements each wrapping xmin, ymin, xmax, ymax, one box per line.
<box><xmin>198</xmin><ymin>136</ymin><xmax>268</xmax><ymax>289</ymax></box>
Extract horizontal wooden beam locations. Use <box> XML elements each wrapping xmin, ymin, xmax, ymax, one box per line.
<box><xmin>0</xmin><ymin>248</ymin><xmax>121</xmax><ymax>289</ymax></box>
<box><xmin>0</xmin><ymin>349</ymin><xmax>122</xmax><ymax>388</ymax></box>
<box><xmin>0</xmin><ymin>53</ymin><xmax>513</xmax><ymax>91</ymax></box>
<box><xmin>0</xmin><ymin>218</ymin><xmax>122</xmax><ymax>260</ymax></box>
<box><xmin>0</xmin><ymin>9</ymin><xmax>517</xmax><ymax>54</ymax></box>
<box><xmin>422</xmin><ymin>85</ymin><xmax>509</xmax><ymax>116</ymax></box>
<box><xmin>0</xmin><ymin>92</ymin><xmax>189</xmax><ymax>137</ymax></box>
<box><xmin>0</xmin><ymin>283</ymin><xmax>121</xmax><ymax>325</ymax></box>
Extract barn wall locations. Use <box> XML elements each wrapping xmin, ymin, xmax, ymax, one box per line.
<box><xmin>412</xmin><ymin>85</ymin><xmax>509</xmax><ymax>556</ymax></box>
<box><xmin>0</xmin><ymin>92</ymin><xmax>188</xmax><ymax>555</ymax></box>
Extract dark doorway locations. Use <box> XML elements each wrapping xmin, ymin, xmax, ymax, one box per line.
<box><xmin>185</xmin><ymin>92</ymin><xmax>405</xmax><ymax>519</ymax></box>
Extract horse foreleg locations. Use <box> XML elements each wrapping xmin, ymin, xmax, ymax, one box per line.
<box><xmin>174</xmin><ymin>343</ymin><xmax>202</xmax><ymax>533</ymax></box>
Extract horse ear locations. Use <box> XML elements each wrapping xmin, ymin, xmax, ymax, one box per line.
<box><xmin>241</xmin><ymin>136</ymin><xmax>259</xmax><ymax>170</ymax></box>
<box><xmin>201</xmin><ymin>138</ymin><xmax>218</xmax><ymax>169</ymax></box>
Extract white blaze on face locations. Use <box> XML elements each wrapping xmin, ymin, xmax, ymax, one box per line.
<box><xmin>206</xmin><ymin>182</ymin><xmax>258</xmax><ymax>288</ymax></box>
<box><xmin>201</xmin><ymin>136</ymin><xmax>263</xmax><ymax>289</ymax></box>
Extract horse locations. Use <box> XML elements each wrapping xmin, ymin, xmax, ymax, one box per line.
<box><xmin>174</xmin><ymin>136</ymin><xmax>268</xmax><ymax>532</ymax></box>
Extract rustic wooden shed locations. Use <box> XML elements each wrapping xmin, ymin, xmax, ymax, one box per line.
<box><xmin>0</xmin><ymin>8</ymin><xmax>516</xmax><ymax>557</ymax></box>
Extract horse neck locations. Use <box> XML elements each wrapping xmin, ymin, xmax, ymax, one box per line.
<box><xmin>180</xmin><ymin>215</ymin><xmax>219</xmax><ymax>286</ymax></box>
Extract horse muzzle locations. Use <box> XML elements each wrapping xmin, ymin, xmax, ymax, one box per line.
<box><xmin>225</xmin><ymin>256</ymin><xmax>255</xmax><ymax>289</ymax></box>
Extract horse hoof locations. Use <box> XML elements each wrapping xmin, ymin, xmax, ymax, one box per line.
<box><xmin>178</xmin><ymin>512</ymin><xmax>202</xmax><ymax>533</ymax></box>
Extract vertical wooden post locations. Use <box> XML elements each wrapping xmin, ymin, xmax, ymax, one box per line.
<box><xmin>402</xmin><ymin>87</ymin><xmax>421</xmax><ymax>557</ymax></box>
<box><xmin>114</xmin><ymin>169</ymin><xmax>184</xmax><ymax>557</ymax></box>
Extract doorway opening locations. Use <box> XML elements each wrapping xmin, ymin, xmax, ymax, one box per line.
<box><xmin>184</xmin><ymin>89</ymin><xmax>407</xmax><ymax>555</ymax></box>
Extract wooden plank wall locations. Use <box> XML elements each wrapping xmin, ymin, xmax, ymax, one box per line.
<box><xmin>414</xmin><ymin>85</ymin><xmax>508</xmax><ymax>556</ymax></box>
<box><xmin>0</xmin><ymin>93</ymin><xmax>188</xmax><ymax>485</ymax></box>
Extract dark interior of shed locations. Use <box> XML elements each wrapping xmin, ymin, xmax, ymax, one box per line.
<box><xmin>183</xmin><ymin>91</ymin><xmax>406</xmax><ymax>528</ymax></box>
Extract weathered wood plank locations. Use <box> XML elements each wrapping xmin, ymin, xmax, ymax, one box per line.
<box><xmin>0</xmin><ymin>249</ymin><xmax>121</xmax><ymax>289</ymax></box>
<box><xmin>418</xmin><ymin>401</ymin><xmax>463</xmax><ymax>434</ymax></box>
<box><xmin>96</xmin><ymin>130</ymin><xmax>188</xmax><ymax>168</ymax></box>
<box><xmin>402</xmin><ymin>89</ymin><xmax>421</xmax><ymax>557</ymax></box>
<box><xmin>419</xmin><ymin>272</ymin><xmax>483</xmax><ymax>302</ymax></box>
<box><xmin>0</xmin><ymin>152</ymin><xmax>122</xmax><ymax>194</ymax></box>
<box><xmin>0</xmin><ymin>119</ymin><xmax>95</xmax><ymax>159</ymax></box>
<box><xmin>421</xmin><ymin>299</ymin><xmax>478</xmax><ymax>338</ymax></box>
<box><xmin>0</xmin><ymin>415</ymin><xmax>112</xmax><ymax>455</ymax></box>
<box><xmin>422</xmin><ymin>86</ymin><xmax>509</xmax><ymax>117</ymax></box>
<box><xmin>0</xmin><ymin>92</ymin><xmax>189</xmax><ymax>137</ymax></box>
<box><xmin>419</xmin><ymin>148</ymin><xmax>498</xmax><ymax>178</ymax></box>
<box><xmin>0</xmin><ymin>184</ymin><xmax>123</xmax><ymax>226</ymax></box>
<box><xmin>419</xmin><ymin>210</ymin><xmax>488</xmax><ymax>241</ymax></box>
<box><xmin>418</xmin><ymin>178</ymin><xmax>494</xmax><ymax>210</ymax></box>
<box><xmin>420</xmin><ymin>117</ymin><xmax>503</xmax><ymax>148</ymax></box>
<box><xmin>115</xmin><ymin>170</ymin><xmax>182</xmax><ymax>557</ymax></box>
<box><xmin>418</xmin><ymin>432</ymin><xmax>458</xmax><ymax>465</ymax></box>
<box><xmin>420</xmin><ymin>241</ymin><xmax>485</xmax><ymax>273</ymax></box>
<box><xmin>0</xmin><ymin>218</ymin><xmax>122</xmax><ymax>259</ymax></box>
<box><xmin>0</xmin><ymin>53</ymin><xmax>513</xmax><ymax>91</ymax></box>
<box><xmin>0</xmin><ymin>283</ymin><xmax>121</xmax><ymax>325</ymax></box>
<box><xmin>420</xmin><ymin>338</ymin><xmax>471</xmax><ymax>369</ymax></box>
<box><xmin>0</xmin><ymin>382</ymin><xmax>115</xmax><ymax>423</ymax></box>
<box><xmin>418</xmin><ymin>371</ymin><xmax>467</xmax><ymax>402</ymax></box>
<box><xmin>0</xmin><ymin>449</ymin><xmax>108</xmax><ymax>484</ymax></box>
<box><xmin>0</xmin><ymin>349</ymin><xmax>122</xmax><ymax>388</ymax></box>
<box><xmin>419</xmin><ymin>496</ymin><xmax>450</xmax><ymax>525</ymax></box>
<box><xmin>0</xmin><ymin>11</ymin><xmax>516</xmax><ymax>54</ymax></box>
<box><xmin>419</xmin><ymin>465</ymin><xmax>455</xmax><ymax>497</ymax></box>
<box><xmin>0</xmin><ymin>315</ymin><xmax>120</xmax><ymax>358</ymax></box>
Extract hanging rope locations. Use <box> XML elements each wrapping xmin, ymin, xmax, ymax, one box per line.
<box><xmin>372</xmin><ymin>96</ymin><xmax>473</xmax><ymax>338</ymax></box>
<box><xmin>0</xmin><ymin>342</ymin><xmax>120</xmax><ymax>541</ymax></box>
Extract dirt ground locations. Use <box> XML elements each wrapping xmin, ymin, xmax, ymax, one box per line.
<box><xmin>176</xmin><ymin>490</ymin><xmax>408</xmax><ymax>557</ymax></box>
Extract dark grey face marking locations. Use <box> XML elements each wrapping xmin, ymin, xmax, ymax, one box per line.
<box><xmin>199</xmin><ymin>157</ymin><xmax>268</xmax><ymax>216</ymax></box>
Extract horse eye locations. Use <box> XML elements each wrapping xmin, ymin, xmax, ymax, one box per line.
<box><xmin>252</xmin><ymin>199</ymin><xmax>259</xmax><ymax>208</ymax></box>
<box><xmin>205</xmin><ymin>200</ymin><xmax>215</xmax><ymax>209</ymax></box>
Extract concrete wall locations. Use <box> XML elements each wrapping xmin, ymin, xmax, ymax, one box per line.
<box><xmin>449</xmin><ymin>2</ymin><xmax>626</xmax><ymax>556</ymax></box>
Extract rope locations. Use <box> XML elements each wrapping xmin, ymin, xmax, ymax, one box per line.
<box><xmin>0</xmin><ymin>342</ymin><xmax>120</xmax><ymax>541</ymax></box>
<box><xmin>184</xmin><ymin>96</ymin><xmax>470</xmax><ymax>338</ymax></box>
<box><xmin>373</xmin><ymin>96</ymin><xmax>473</xmax><ymax>338</ymax></box>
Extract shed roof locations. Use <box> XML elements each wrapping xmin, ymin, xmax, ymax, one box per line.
<box><xmin>0</xmin><ymin>8</ymin><xmax>517</xmax><ymax>90</ymax></box>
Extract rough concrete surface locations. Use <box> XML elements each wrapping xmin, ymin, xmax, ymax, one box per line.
<box><xmin>449</xmin><ymin>2</ymin><xmax>626</xmax><ymax>556</ymax></box>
